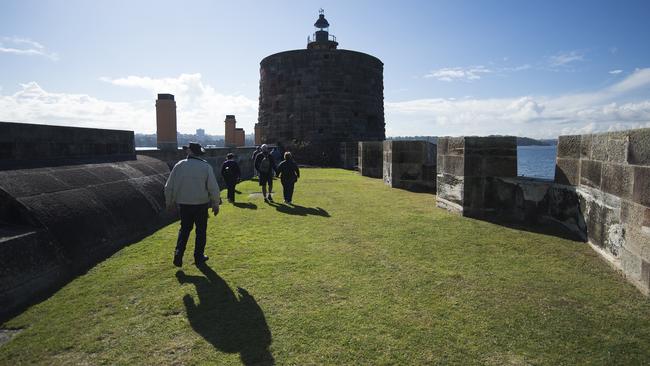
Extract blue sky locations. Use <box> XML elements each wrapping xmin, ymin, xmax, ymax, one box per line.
<box><xmin>1</xmin><ymin>0</ymin><xmax>650</xmax><ymax>138</ymax></box>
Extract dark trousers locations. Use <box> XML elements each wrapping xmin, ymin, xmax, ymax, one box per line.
<box><xmin>226</xmin><ymin>180</ymin><xmax>237</xmax><ymax>202</ymax></box>
<box><xmin>175</xmin><ymin>203</ymin><xmax>209</xmax><ymax>258</ymax></box>
<box><xmin>281</xmin><ymin>180</ymin><xmax>295</xmax><ymax>202</ymax></box>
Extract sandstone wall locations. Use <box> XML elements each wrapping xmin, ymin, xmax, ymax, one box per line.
<box><xmin>0</xmin><ymin>156</ymin><xmax>174</xmax><ymax>320</ymax></box>
<box><xmin>257</xmin><ymin>49</ymin><xmax>384</xmax><ymax>166</ymax></box>
<box><xmin>358</xmin><ymin>141</ymin><xmax>383</xmax><ymax>178</ymax></box>
<box><xmin>554</xmin><ymin>129</ymin><xmax>650</xmax><ymax>294</ymax></box>
<box><xmin>0</xmin><ymin>121</ymin><xmax>135</xmax><ymax>169</ymax></box>
<box><xmin>383</xmin><ymin>140</ymin><xmax>436</xmax><ymax>192</ymax></box>
<box><xmin>436</xmin><ymin>136</ymin><xmax>517</xmax><ymax>216</ymax></box>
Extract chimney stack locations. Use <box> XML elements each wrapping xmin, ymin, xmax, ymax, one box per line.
<box><xmin>156</xmin><ymin>94</ymin><xmax>177</xmax><ymax>151</ymax></box>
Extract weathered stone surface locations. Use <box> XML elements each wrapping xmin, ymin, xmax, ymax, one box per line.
<box><xmin>633</xmin><ymin>166</ymin><xmax>650</xmax><ymax>207</ymax></box>
<box><xmin>627</xmin><ymin>128</ymin><xmax>650</xmax><ymax>166</ymax></box>
<box><xmin>437</xmin><ymin>173</ymin><xmax>463</xmax><ymax>205</ymax></box>
<box><xmin>0</xmin><ymin>155</ymin><xmax>175</xmax><ymax>320</ymax></box>
<box><xmin>555</xmin><ymin>158</ymin><xmax>580</xmax><ymax>186</ymax></box>
<box><xmin>483</xmin><ymin>156</ymin><xmax>517</xmax><ymax>177</ymax></box>
<box><xmin>621</xmin><ymin>247</ymin><xmax>643</xmax><ymax>282</ymax></box>
<box><xmin>605</xmin><ymin>131</ymin><xmax>629</xmax><ymax>164</ymax></box>
<box><xmin>357</xmin><ymin>141</ymin><xmax>383</xmax><ymax>178</ymax></box>
<box><xmin>0</xmin><ymin>122</ymin><xmax>135</xmax><ymax>170</ymax></box>
<box><xmin>383</xmin><ymin>140</ymin><xmax>436</xmax><ymax>191</ymax></box>
<box><xmin>257</xmin><ymin>49</ymin><xmax>384</xmax><ymax>166</ymax></box>
<box><xmin>601</xmin><ymin>163</ymin><xmax>634</xmax><ymax>200</ymax></box>
<box><xmin>591</xmin><ymin>133</ymin><xmax>610</xmax><ymax>162</ymax></box>
<box><xmin>625</xmin><ymin>227</ymin><xmax>650</xmax><ymax>263</ymax></box>
<box><xmin>580</xmin><ymin>134</ymin><xmax>593</xmax><ymax>159</ymax></box>
<box><xmin>442</xmin><ymin>155</ymin><xmax>464</xmax><ymax>176</ymax></box>
<box><xmin>447</xmin><ymin>137</ymin><xmax>465</xmax><ymax>156</ymax></box>
<box><xmin>621</xmin><ymin>200</ymin><xmax>650</xmax><ymax>227</ymax></box>
<box><xmin>580</xmin><ymin>159</ymin><xmax>602</xmax><ymax>188</ymax></box>
<box><xmin>557</xmin><ymin>135</ymin><xmax>581</xmax><ymax>158</ymax></box>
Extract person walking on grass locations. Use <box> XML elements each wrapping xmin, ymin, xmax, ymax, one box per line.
<box><xmin>221</xmin><ymin>153</ymin><xmax>241</xmax><ymax>203</ymax></box>
<box><xmin>276</xmin><ymin>151</ymin><xmax>300</xmax><ymax>204</ymax></box>
<box><xmin>254</xmin><ymin>144</ymin><xmax>277</xmax><ymax>203</ymax></box>
<box><xmin>251</xmin><ymin>146</ymin><xmax>262</xmax><ymax>178</ymax></box>
<box><xmin>165</xmin><ymin>142</ymin><xmax>220</xmax><ymax>267</ymax></box>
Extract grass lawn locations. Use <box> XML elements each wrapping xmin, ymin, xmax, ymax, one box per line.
<box><xmin>1</xmin><ymin>168</ymin><xmax>649</xmax><ymax>365</ymax></box>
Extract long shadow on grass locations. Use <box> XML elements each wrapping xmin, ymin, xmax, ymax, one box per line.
<box><xmin>176</xmin><ymin>265</ymin><xmax>274</xmax><ymax>365</ymax></box>
<box><xmin>233</xmin><ymin>202</ymin><xmax>257</xmax><ymax>210</ymax></box>
<box><xmin>269</xmin><ymin>202</ymin><xmax>330</xmax><ymax>217</ymax></box>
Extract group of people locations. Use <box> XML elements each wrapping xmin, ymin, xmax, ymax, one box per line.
<box><xmin>163</xmin><ymin>142</ymin><xmax>300</xmax><ymax>267</ymax></box>
<box><xmin>251</xmin><ymin>144</ymin><xmax>300</xmax><ymax>204</ymax></box>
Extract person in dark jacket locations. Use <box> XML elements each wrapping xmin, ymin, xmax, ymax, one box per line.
<box><xmin>276</xmin><ymin>151</ymin><xmax>300</xmax><ymax>204</ymax></box>
<box><xmin>254</xmin><ymin>144</ymin><xmax>277</xmax><ymax>202</ymax></box>
<box><xmin>251</xmin><ymin>146</ymin><xmax>262</xmax><ymax>178</ymax></box>
<box><xmin>221</xmin><ymin>153</ymin><xmax>241</xmax><ymax>203</ymax></box>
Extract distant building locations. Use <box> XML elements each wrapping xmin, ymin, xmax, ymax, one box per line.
<box><xmin>255</xmin><ymin>10</ymin><xmax>385</xmax><ymax>165</ymax></box>
<box><xmin>196</xmin><ymin>128</ymin><xmax>205</xmax><ymax>137</ymax></box>
<box><xmin>224</xmin><ymin>115</ymin><xmax>245</xmax><ymax>147</ymax></box>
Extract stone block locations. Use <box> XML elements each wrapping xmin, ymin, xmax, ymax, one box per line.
<box><xmin>591</xmin><ymin>133</ymin><xmax>609</xmax><ymax>161</ymax></box>
<box><xmin>437</xmin><ymin>137</ymin><xmax>449</xmax><ymax>156</ymax></box>
<box><xmin>437</xmin><ymin>173</ymin><xmax>464</xmax><ymax>205</ymax></box>
<box><xmin>605</xmin><ymin>131</ymin><xmax>629</xmax><ymax>164</ymax></box>
<box><xmin>621</xmin><ymin>247</ymin><xmax>643</xmax><ymax>282</ymax></box>
<box><xmin>483</xmin><ymin>156</ymin><xmax>517</xmax><ymax>177</ymax></box>
<box><xmin>642</xmin><ymin>260</ymin><xmax>650</xmax><ymax>291</ymax></box>
<box><xmin>462</xmin><ymin>177</ymin><xmax>487</xmax><ymax>210</ymax></box>
<box><xmin>601</xmin><ymin>163</ymin><xmax>634</xmax><ymax>200</ymax></box>
<box><xmin>442</xmin><ymin>155</ymin><xmax>464</xmax><ymax>176</ymax></box>
<box><xmin>627</xmin><ymin>128</ymin><xmax>650</xmax><ymax>166</ymax></box>
<box><xmin>580</xmin><ymin>134</ymin><xmax>593</xmax><ymax>159</ymax></box>
<box><xmin>447</xmin><ymin>137</ymin><xmax>465</xmax><ymax>156</ymax></box>
<box><xmin>555</xmin><ymin>158</ymin><xmax>580</xmax><ymax>186</ymax></box>
<box><xmin>557</xmin><ymin>135</ymin><xmax>581</xmax><ymax>158</ymax></box>
<box><xmin>620</xmin><ymin>200</ymin><xmax>650</xmax><ymax>227</ymax></box>
<box><xmin>632</xmin><ymin>166</ymin><xmax>650</xmax><ymax>207</ymax></box>
<box><xmin>580</xmin><ymin>159</ymin><xmax>601</xmax><ymax>188</ymax></box>
<box><xmin>625</xmin><ymin>227</ymin><xmax>650</xmax><ymax>263</ymax></box>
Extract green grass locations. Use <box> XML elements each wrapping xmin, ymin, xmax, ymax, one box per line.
<box><xmin>1</xmin><ymin>168</ymin><xmax>649</xmax><ymax>365</ymax></box>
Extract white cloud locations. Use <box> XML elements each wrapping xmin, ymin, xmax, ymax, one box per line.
<box><xmin>609</xmin><ymin>69</ymin><xmax>623</xmax><ymax>74</ymax></box>
<box><xmin>548</xmin><ymin>50</ymin><xmax>584</xmax><ymax>67</ymax></box>
<box><xmin>0</xmin><ymin>73</ymin><xmax>259</xmax><ymax>134</ymax></box>
<box><xmin>387</xmin><ymin>68</ymin><xmax>650</xmax><ymax>138</ymax></box>
<box><xmin>0</xmin><ymin>37</ymin><xmax>59</xmax><ymax>60</ymax></box>
<box><xmin>425</xmin><ymin>66</ymin><xmax>492</xmax><ymax>82</ymax></box>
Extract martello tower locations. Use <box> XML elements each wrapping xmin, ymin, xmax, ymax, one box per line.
<box><xmin>255</xmin><ymin>10</ymin><xmax>385</xmax><ymax>165</ymax></box>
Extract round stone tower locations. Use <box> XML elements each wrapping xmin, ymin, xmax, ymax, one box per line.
<box><xmin>256</xmin><ymin>10</ymin><xmax>385</xmax><ymax>166</ymax></box>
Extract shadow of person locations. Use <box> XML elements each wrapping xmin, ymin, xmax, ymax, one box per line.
<box><xmin>176</xmin><ymin>265</ymin><xmax>274</xmax><ymax>365</ymax></box>
<box><xmin>233</xmin><ymin>202</ymin><xmax>258</xmax><ymax>210</ymax></box>
<box><xmin>270</xmin><ymin>202</ymin><xmax>330</xmax><ymax>217</ymax></box>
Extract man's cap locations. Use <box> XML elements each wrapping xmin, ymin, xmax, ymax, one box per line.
<box><xmin>182</xmin><ymin>142</ymin><xmax>206</xmax><ymax>155</ymax></box>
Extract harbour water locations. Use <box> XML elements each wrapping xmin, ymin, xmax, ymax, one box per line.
<box><xmin>517</xmin><ymin>145</ymin><xmax>557</xmax><ymax>180</ymax></box>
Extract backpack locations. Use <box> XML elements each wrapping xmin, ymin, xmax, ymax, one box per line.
<box><xmin>259</xmin><ymin>155</ymin><xmax>271</xmax><ymax>173</ymax></box>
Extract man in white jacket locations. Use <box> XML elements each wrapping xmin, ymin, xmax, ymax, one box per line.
<box><xmin>164</xmin><ymin>142</ymin><xmax>220</xmax><ymax>267</ymax></box>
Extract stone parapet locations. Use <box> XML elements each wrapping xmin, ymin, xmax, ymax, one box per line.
<box><xmin>0</xmin><ymin>121</ymin><xmax>135</xmax><ymax>169</ymax></box>
<box><xmin>436</xmin><ymin>136</ymin><xmax>517</xmax><ymax>216</ymax></box>
<box><xmin>554</xmin><ymin>128</ymin><xmax>650</xmax><ymax>294</ymax></box>
<box><xmin>383</xmin><ymin>140</ymin><xmax>436</xmax><ymax>192</ymax></box>
<box><xmin>358</xmin><ymin>141</ymin><xmax>383</xmax><ymax>178</ymax></box>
